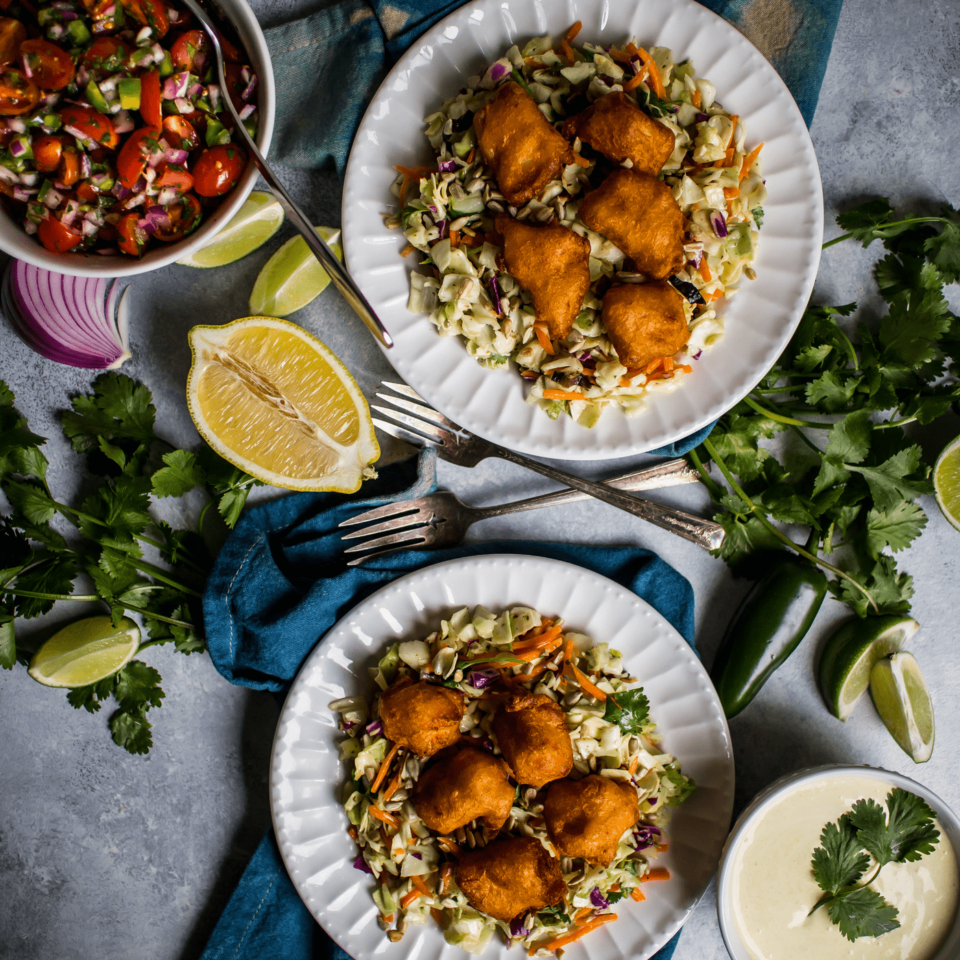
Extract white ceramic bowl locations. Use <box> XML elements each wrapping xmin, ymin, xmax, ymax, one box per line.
<box><xmin>0</xmin><ymin>0</ymin><xmax>275</xmax><ymax>277</ymax></box>
<box><xmin>715</xmin><ymin>764</ymin><xmax>960</xmax><ymax>960</ymax></box>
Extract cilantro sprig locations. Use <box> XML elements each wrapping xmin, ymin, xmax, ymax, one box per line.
<box><xmin>810</xmin><ymin>788</ymin><xmax>939</xmax><ymax>941</ymax></box>
<box><xmin>0</xmin><ymin>373</ymin><xmax>262</xmax><ymax>754</ymax></box>
<box><xmin>689</xmin><ymin>198</ymin><xmax>960</xmax><ymax>615</ymax></box>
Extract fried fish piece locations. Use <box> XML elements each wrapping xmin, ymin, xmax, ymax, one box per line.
<box><xmin>492</xmin><ymin>692</ymin><xmax>573</xmax><ymax>788</ymax></box>
<box><xmin>414</xmin><ymin>747</ymin><xmax>515</xmax><ymax>834</ymax></box>
<box><xmin>474</xmin><ymin>82</ymin><xmax>574</xmax><ymax>206</ymax></box>
<box><xmin>601</xmin><ymin>281</ymin><xmax>690</xmax><ymax>368</ymax></box>
<box><xmin>577</xmin><ymin>167</ymin><xmax>684</xmax><ymax>279</ymax></box>
<box><xmin>454</xmin><ymin>837</ymin><xmax>565</xmax><ymax>922</ymax></box>
<box><xmin>562</xmin><ymin>92</ymin><xmax>676</xmax><ymax>176</ymax></box>
<box><xmin>544</xmin><ymin>774</ymin><xmax>640</xmax><ymax>866</ymax></box>
<box><xmin>496</xmin><ymin>213</ymin><xmax>591</xmax><ymax>339</ymax></box>
<box><xmin>379</xmin><ymin>677</ymin><xmax>464</xmax><ymax>758</ymax></box>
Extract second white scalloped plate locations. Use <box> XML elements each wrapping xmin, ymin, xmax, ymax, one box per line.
<box><xmin>270</xmin><ymin>554</ymin><xmax>735</xmax><ymax>960</ymax></box>
<box><xmin>342</xmin><ymin>0</ymin><xmax>822</xmax><ymax>460</ymax></box>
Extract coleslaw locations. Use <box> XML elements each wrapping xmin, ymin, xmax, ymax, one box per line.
<box><xmin>389</xmin><ymin>29</ymin><xmax>765</xmax><ymax>429</ymax></box>
<box><xmin>330</xmin><ymin>605</ymin><xmax>696</xmax><ymax>955</ymax></box>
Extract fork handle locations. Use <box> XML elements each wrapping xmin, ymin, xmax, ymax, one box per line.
<box><xmin>492</xmin><ymin>446</ymin><xmax>725</xmax><ymax>551</ymax></box>
<box><xmin>472</xmin><ymin>458</ymin><xmax>701</xmax><ymax>518</ymax></box>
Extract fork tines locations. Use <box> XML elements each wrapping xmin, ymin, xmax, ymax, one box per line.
<box><xmin>371</xmin><ymin>381</ymin><xmax>459</xmax><ymax>448</ymax></box>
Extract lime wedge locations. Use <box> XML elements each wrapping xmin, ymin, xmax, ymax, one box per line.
<box><xmin>178</xmin><ymin>191</ymin><xmax>284</xmax><ymax>268</ymax></box>
<box><xmin>934</xmin><ymin>434</ymin><xmax>960</xmax><ymax>533</ymax></box>
<box><xmin>248</xmin><ymin>226</ymin><xmax>342</xmax><ymax>317</ymax></box>
<box><xmin>870</xmin><ymin>652</ymin><xmax>934</xmax><ymax>763</ymax></box>
<box><xmin>818</xmin><ymin>615</ymin><xmax>918</xmax><ymax>721</ymax></box>
<box><xmin>28</xmin><ymin>616</ymin><xmax>140</xmax><ymax>688</ymax></box>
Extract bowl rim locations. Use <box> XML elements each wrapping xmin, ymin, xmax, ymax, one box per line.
<box><xmin>0</xmin><ymin>0</ymin><xmax>275</xmax><ymax>278</ymax></box>
<box><xmin>715</xmin><ymin>763</ymin><xmax>960</xmax><ymax>960</ymax></box>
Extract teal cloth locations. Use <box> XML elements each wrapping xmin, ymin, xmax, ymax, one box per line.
<box><xmin>200</xmin><ymin>448</ymin><xmax>698</xmax><ymax>960</ymax></box>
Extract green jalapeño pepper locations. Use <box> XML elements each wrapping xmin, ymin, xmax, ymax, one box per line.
<box><xmin>711</xmin><ymin>554</ymin><xmax>828</xmax><ymax>718</ymax></box>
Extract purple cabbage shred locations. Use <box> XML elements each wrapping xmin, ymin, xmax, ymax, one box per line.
<box><xmin>634</xmin><ymin>825</ymin><xmax>662</xmax><ymax>849</ymax></box>
<box><xmin>438</xmin><ymin>159</ymin><xmax>458</xmax><ymax>173</ymax></box>
<box><xmin>695</xmin><ymin>112</ymin><xmax>709</xmax><ymax>123</ymax></box>
<box><xmin>365</xmin><ymin>719</ymin><xmax>382</xmax><ymax>735</ymax></box>
<box><xmin>353</xmin><ymin>855</ymin><xmax>373</xmax><ymax>875</ymax></box>
<box><xmin>509</xmin><ymin>919</ymin><xmax>529</xmax><ymax>937</ymax></box>
<box><xmin>709</xmin><ymin>210</ymin><xmax>728</xmax><ymax>239</ymax></box>
<box><xmin>489</xmin><ymin>276</ymin><xmax>503</xmax><ymax>315</ymax></box>
<box><xmin>590</xmin><ymin>887</ymin><xmax>610</xmax><ymax>910</ymax></box>
<box><xmin>490</xmin><ymin>62</ymin><xmax>510</xmax><ymax>83</ymax></box>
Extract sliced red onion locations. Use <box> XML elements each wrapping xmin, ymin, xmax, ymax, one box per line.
<box><xmin>237</xmin><ymin>103</ymin><xmax>255</xmax><ymax>121</ymax></box>
<box><xmin>352</xmin><ymin>855</ymin><xmax>373</xmax><ymax>875</ymax></box>
<box><xmin>9</xmin><ymin>139</ymin><xmax>27</xmax><ymax>158</ymax></box>
<box><xmin>0</xmin><ymin>166</ymin><xmax>20</xmax><ymax>185</ymax></box>
<box><xmin>241</xmin><ymin>74</ymin><xmax>257</xmax><ymax>102</ymax></box>
<box><xmin>590</xmin><ymin>887</ymin><xmax>609</xmax><ymax>910</ymax></box>
<box><xmin>709</xmin><ymin>210</ymin><xmax>728</xmax><ymax>238</ymax></box>
<box><xmin>22</xmin><ymin>59</ymin><xmax>33</xmax><ymax>79</ymax></box>
<box><xmin>437</xmin><ymin>159</ymin><xmax>457</xmax><ymax>173</ymax></box>
<box><xmin>489</xmin><ymin>275</ymin><xmax>503</xmax><ymax>315</ymax></box>
<box><xmin>5</xmin><ymin>261</ymin><xmax>131</xmax><ymax>369</ymax></box>
<box><xmin>163</xmin><ymin>72</ymin><xmax>190</xmax><ymax>99</ymax></box>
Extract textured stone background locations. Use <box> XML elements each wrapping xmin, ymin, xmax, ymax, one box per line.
<box><xmin>1</xmin><ymin>0</ymin><xmax>959</xmax><ymax>958</ymax></box>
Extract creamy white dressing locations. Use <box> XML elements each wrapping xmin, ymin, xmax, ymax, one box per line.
<box><xmin>731</xmin><ymin>775</ymin><xmax>959</xmax><ymax>960</ymax></box>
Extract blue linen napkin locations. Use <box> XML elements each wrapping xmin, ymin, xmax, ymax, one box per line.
<box><xmin>200</xmin><ymin>448</ymin><xmax>699</xmax><ymax>960</ymax></box>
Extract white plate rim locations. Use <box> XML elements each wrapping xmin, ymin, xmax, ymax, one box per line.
<box><xmin>269</xmin><ymin>553</ymin><xmax>735</xmax><ymax>960</ymax></box>
<box><xmin>341</xmin><ymin>0</ymin><xmax>824</xmax><ymax>461</ymax></box>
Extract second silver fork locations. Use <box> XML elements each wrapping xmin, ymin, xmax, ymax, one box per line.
<box><xmin>340</xmin><ymin>459</ymin><xmax>704</xmax><ymax>564</ymax></box>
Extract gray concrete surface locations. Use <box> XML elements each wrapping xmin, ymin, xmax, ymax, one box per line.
<box><xmin>1</xmin><ymin>1</ymin><xmax>959</xmax><ymax>958</ymax></box>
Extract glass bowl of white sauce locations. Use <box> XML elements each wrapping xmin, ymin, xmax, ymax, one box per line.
<box><xmin>716</xmin><ymin>765</ymin><xmax>960</xmax><ymax>960</ymax></box>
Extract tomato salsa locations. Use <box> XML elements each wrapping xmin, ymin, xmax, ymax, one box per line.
<box><xmin>0</xmin><ymin>0</ymin><xmax>257</xmax><ymax>256</ymax></box>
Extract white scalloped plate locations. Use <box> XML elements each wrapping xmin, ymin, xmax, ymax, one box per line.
<box><xmin>270</xmin><ymin>554</ymin><xmax>735</xmax><ymax>960</ymax></box>
<box><xmin>341</xmin><ymin>0</ymin><xmax>822</xmax><ymax>461</ymax></box>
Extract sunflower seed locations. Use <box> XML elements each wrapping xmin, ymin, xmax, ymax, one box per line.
<box><xmin>455</xmin><ymin>827</ymin><xmax>467</xmax><ymax>843</ymax></box>
<box><xmin>377</xmin><ymin>916</ymin><xmax>390</xmax><ymax>931</ymax></box>
<box><xmin>486</xmin><ymin>200</ymin><xmax>504</xmax><ymax>213</ymax></box>
<box><xmin>523</xmin><ymin>787</ymin><xmax>538</xmax><ymax>804</ymax></box>
<box><xmin>465</xmin><ymin>827</ymin><xmax>477</xmax><ymax>848</ymax></box>
<box><xmin>398</xmin><ymin>917</ymin><xmax>408</xmax><ymax>934</ymax></box>
<box><xmin>387</xmin><ymin>930</ymin><xmax>404</xmax><ymax>942</ymax></box>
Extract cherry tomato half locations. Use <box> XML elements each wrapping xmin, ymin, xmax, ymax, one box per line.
<box><xmin>170</xmin><ymin>29</ymin><xmax>207</xmax><ymax>72</ymax></box>
<box><xmin>119</xmin><ymin>0</ymin><xmax>169</xmax><ymax>39</ymax></box>
<box><xmin>57</xmin><ymin>147</ymin><xmax>80</xmax><ymax>187</ymax></box>
<box><xmin>116</xmin><ymin>125</ymin><xmax>160</xmax><ymax>187</ymax></box>
<box><xmin>38</xmin><ymin>216</ymin><xmax>83</xmax><ymax>253</ymax></box>
<box><xmin>19</xmin><ymin>38</ymin><xmax>75</xmax><ymax>91</ymax></box>
<box><xmin>32</xmin><ymin>134</ymin><xmax>62</xmax><ymax>173</ymax></box>
<box><xmin>154</xmin><ymin>161</ymin><xmax>193</xmax><ymax>192</ymax></box>
<box><xmin>139</xmin><ymin>68</ymin><xmax>161</xmax><ymax>128</ymax></box>
<box><xmin>82</xmin><ymin>37</ymin><xmax>131</xmax><ymax>73</ymax></box>
<box><xmin>117</xmin><ymin>212</ymin><xmax>146</xmax><ymax>256</ymax></box>
<box><xmin>154</xmin><ymin>192</ymin><xmax>200</xmax><ymax>241</ymax></box>
<box><xmin>0</xmin><ymin>67</ymin><xmax>38</xmax><ymax>115</ymax></box>
<box><xmin>191</xmin><ymin>144</ymin><xmax>245</xmax><ymax>197</ymax></box>
<box><xmin>215</xmin><ymin>28</ymin><xmax>243</xmax><ymax>64</ymax></box>
<box><xmin>76</xmin><ymin>181</ymin><xmax>98</xmax><ymax>203</ymax></box>
<box><xmin>60</xmin><ymin>105</ymin><xmax>119</xmax><ymax>149</ymax></box>
<box><xmin>223</xmin><ymin>62</ymin><xmax>246</xmax><ymax>113</ymax></box>
<box><xmin>0</xmin><ymin>17</ymin><xmax>26</xmax><ymax>67</ymax></box>
<box><xmin>162</xmin><ymin>115</ymin><xmax>198</xmax><ymax>150</ymax></box>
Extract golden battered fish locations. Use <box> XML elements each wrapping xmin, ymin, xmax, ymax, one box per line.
<box><xmin>379</xmin><ymin>677</ymin><xmax>464</xmax><ymax>758</ymax></box>
<box><xmin>601</xmin><ymin>282</ymin><xmax>690</xmax><ymax>368</ymax></box>
<box><xmin>492</xmin><ymin>692</ymin><xmax>573</xmax><ymax>788</ymax></box>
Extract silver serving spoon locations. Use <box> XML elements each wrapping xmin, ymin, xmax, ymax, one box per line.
<box><xmin>178</xmin><ymin>0</ymin><xmax>394</xmax><ymax>348</ymax></box>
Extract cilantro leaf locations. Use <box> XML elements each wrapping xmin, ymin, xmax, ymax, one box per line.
<box><xmin>824</xmin><ymin>411</ymin><xmax>872</xmax><ymax>464</ymax></box>
<box><xmin>827</xmin><ymin>886</ymin><xmax>900</xmax><ymax>942</ymax></box>
<box><xmin>661</xmin><ymin>767</ymin><xmax>696</xmax><ymax>806</ymax></box>
<box><xmin>152</xmin><ymin>450</ymin><xmax>205</xmax><ymax>499</ymax></box>
<box><xmin>832</xmin><ymin>556</ymin><xmax>914</xmax><ymax>618</ymax></box>
<box><xmin>66</xmin><ymin>676</ymin><xmax>116</xmax><ymax>714</ymax></box>
<box><xmin>110</xmin><ymin>705</ymin><xmax>154</xmax><ymax>755</ymax></box>
<box><xmin>3</xmin><ymin>479</ymin><xmax>58</xmax><ymax>526</ymax></box>
<box><xmin>924</xmin><ymin>204</ymin><xmax>960</xmax><ymax>283</ymax></box>
<box><xmin>811</xmin><ymin>816</ymin><xmax>870</xmax><ymax>894</ymax></box>
<box><xmin>14</xmin><ymin>556</ymin><xmax>76</xmax><ymax>619</ymax></box>
<box><xmin>61</xmin><ymin>373</ymin><xmax>156</xmax><ymax>453</ymax></box>
<box><xmin>879</xmin><ymin>788</ymin><xmax>939</xmax><ymax>863</ymax></box>
<box><xmin>603</xmin><ymin>688</ymin><xmax>650</xmax><ymax>734</ymax></box>
<box><xmin>865</xmin><ymin>502</ymin><xmax>927</xmax><ymax>557</ymax></box>
<box><xmin>835</xmin><ymin>198</ymin><xmax>900</xmax><ymax>246</ymax></box>
<box><xmin>847</xmin><ymin>446</ymin><xmax>931</xmax><ymax>512</ymax></box>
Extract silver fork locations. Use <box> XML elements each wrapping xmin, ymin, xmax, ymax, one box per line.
<box><xmin>340</xmin><ymin>459</ymin><xmax>703</xmax><ymax>564</ymax></box>
<box><xmin>370</xmin><ymin>382</ymin><xmax>725</xmax><ymax>551</ymax></box>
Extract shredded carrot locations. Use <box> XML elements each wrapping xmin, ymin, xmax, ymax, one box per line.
<box><xmin>440</xmin><ymin>863</ymin><xmax>453</xmax><ymax>892</ymax></box>
<box><xmin>692</xmin><ymin>88</ymin><xmax>701</xmax><ymax>108</ymax></box>
<box><xmin>610</xmin><ymin>884</ymin><xmax>620</xmax><ymax>893</ymax></box>
<box><xmin>698</xmin><ymin>259</ymin><xmax>712</xmax><ymax>283</ymax></box>
<box><xmin>631</xmin><ymin>887</ymin><xmax>646</xmax><ymax>902</ymax></box>
<box><xmin>449</xmin><ymin>228</ymin><xmax>459</xmax><ymax>247</ymax></box>
<box><xmin>643</xmin><ymin>867</ymin><xmax>671</xmax><ymax>882</ymax></box>
<box><xmin>622</xmin><ymin>67</ymin><xmax>647</xmax><ymax>93</ymax></box>
<box><xmin>348</xmin><ymin>826</ymin><xmax>358</xmax><ymax>841</ymax></box>
<box><xmin>534</xmin><ymin>324</ymin><xmax>556</xmax><ymax>355</ymax></box>
<box><xmin>430</xmin><ymin>907</ymin><xmax>444</xmax><ymax>925</ymax></box>
<box><xmin>574</xmin><ymin>907</ymin><xmax>593</xmax><ymax>922</ymax></box>
<box><xmin>561</xmin><ymin>38</ymin><xmax>576</xmax><ymax>65</ymax></box>
<box><xmin>513</xmin><ymin>624</ymin><xmax>564</xmax><ymax>654</ymax></box>
<box><xmin>707</xmin><ymin>288</ymin><xmax>724</xmax><ymax>302</ymax></box>
<box><xmin>715</xmin><ymin>146</ymin><xmax>736</xmax><ymax>168</ymax></box>
<box><xmin>543</xmin><ymin>389</ymin><xmax>587</xmax><ymax>402</ymax></box>
<box><xmin>395</xmin><ymin>164</ymin><xmax>433</xmax><ymax>179</ymax></box>
<box><xmin>536</xmin><ymin>914</ymin><xmax>617</xmax><ymax>952</ymax></box>
<box><xmin>370</xmin><ymin>742</ymin><xmax>400</xmax><ymax>793</ymax></box>
<box><xmin>568</xmin><ymin>662</ymin><xmax>607</xmax><ymax>701</ymax></box>
<box><xmin>655</xmin><ymin>843</ymin><xmax>670</xmax><ymax>853</ymax></box>
<box><xmin>642</xmin><ymin>356</ymin><xmax>664</xmax><ymax>375</ymax></box>
<box><xmin>678</xmin><ymin>363</ymin><xmax>693</xmax><ymax>374</ymax></box>
<box><xmin>400</xmin><ymin>243</ymin><xmax>416</xmax><ymax>257</ymax></box>
<box><xmin>723</xmin><ymin>186</ymin><xmax>740</xmax><ymax>199</ymax></box>
<box><xmin>646</xmin><ymin>371</ymin><xmax>667</xmax><ymax>382</ymax></box>
<box><xmin>437</xmin><ymin>837</ymin><xmax>462</xmax><ymax>858</ymax></box>
<box><xmin>369</xmin><ymin>805</ymin><xmax>401</xmax><ymax>830</ymax></box>
<box><xmin>382</xmin><ymin>750</ymin><xmax>406</xmax><ymax>801</ymax></box>
<box><xmin>739</xmin><ymin>141</ymin><xmax>764</xmax><ymax>181</ymax></box>
<box><xmin>628</xmin><ymin>755</ymin><xmax>639</xmax><ymax>775</ymax></box>
<box><xmin>632</xmin><ymin>46</ymin><xmax>665</xmax><ymax>99</ymax></box>
<box><xmin>608</xmin><ymin>46</ymin><xmax>632</xmax><ymax>64</ymax></box>
<box><xmin>662</xmin><ymin>356</ymin><xmax>674</xmax><ymax>373</ymax></box>
<box><xmin>382</xmin><ymin>913</ymin><xmax>395</xmax><ymax>922</ymax></box>
<box><xmin>726</xmin><ymin>115</ymin><xmax>739</xmax><ymax>148</ymax></box>
<box><xmin>565</xmin><ymin>20</ymin><xmax>582</xmax><ymax>41</ymax></box>
<box><xmin>467</xmin><ymin>147</ymin><xmax>476</xmax><ymax>164</ymax></box>
<box><xmin>400</xmin><ymin>888</ymin><xmax>422</xmax><ymax>909</ymax></box>
<box><xmin>572</xmin><ymin>152</ymin><xmax>592</xmax><ymax>167</ymax></box>
<box><xmin>562</xmin><ymin>638</ymin><xmax>574</xmax><ymax>663</ymax></box>
<box><xmin>412</xmin><ymin>875</ymin><xmax>433</xmax><ymax>898</ymax></box>
<box><xmin>521</xmin><ymin>663</ymin><xmax>550</xmax><ymax>682</ymax></box>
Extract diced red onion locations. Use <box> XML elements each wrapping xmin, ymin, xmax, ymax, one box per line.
<box><xmin>163</xmin><ymin>72</ymin><xmax>190</xmax><ymax>99</ymax></box>
<box><xmin>5</xmin><ymin>261</ymin><xmax>131</xmax><ymax>369</ymax></box>
<box><xmin>489</xmin><ymin>275</ymin><xmax>503</xmax><ymax>315</ymax></box>
<box><xmin>43</xmin><ymin>187</ymin><xmax>62</xmax><ymax>208</ymax></box>
<box><xmin>9</xmin><ymin>139</ymin><xmax>27</xmax><ymax>158</ymax></box>
<box><xmin>437</xmin><ymin>159</ymin><xmax>457</xmax><ymax>173</ymax></box>
<box><xmin>114</xmin><ymin>110</ymin><xmax>134</xmax><ymax>134</ymax></box>
<box><xmin>111</xmin><ymin>181</ymin><xmax>132</xmax><ymax>199</ymax></box>
<box><xmin>22</xmin><ymin>60</ymin><xmax>32</xmax><ymax>79</ymax></box>
<box><xmin>187</xmin><ymin>81</ymin><xmax>202</xmax><ymax>98</ymax></box>
<box><xmin>96</xmin><ymin>246</ymin><xmax>118</xmax><ymax>255</ymax></box>
<box><xmin>59</xmin><ymin>10</ymin><xmax>78</xmax><ymax>19</ymax></box>
<box><xmin>241</xmin><ymin>74</ymin><xmax>257</xmax><ymax>102</ymax></box>
<box><xmin>240</xmin><ymin>66</ymin><xmax>251</xmax><ymax>84</ymax></box>
<box><xmin>44</xmin><ymin>93</ymin><xmax>60</xmax><ymax>108</ymax></box>
<box><xmin>12</xmin><ymin>186</ymin><xmax>35</xmax><ymax>202</ymax></box>
<box><xmin>81</xmin><ymin>219</ymin><xmax>98</xmax><ymax>237</ymax></box>
<box><xmin>64</xmin><ymin>125</ymin><xmax>97</xmax><ymax>149</ymax></box>
<box><xmin>0</xmin><ymin>166</ymin><xmax>19</xmax><ymax>185</ymax></box>
<box><xmin>237</xmin><ymin>103</ymin><xmax>255</xmax><ymax>121</ymax></box>
<box><xmin>79</xmin><ymin>152</ymin><xmax>92</xmax><ymax>179</ymax></box>
<box><xmin>167</xmin><ymin>7</ymin><xmax>179</xmax><ymax>21</ymax></box>
<box><xmin>138</xmin><ymin>205</ymin><xmax>171</xmax><ymax>235</ymax></box>
<box><xmin>6</xmin><ymin>117</ymin><xmax>26</xmax><ymax>133</ymax></box>
<box><xmin>352</xmin><ymin>855</ymin><xmax>373</xmax><ymax>875</ymax></box>
<box><xmin>23</xmin><ymin>220</ymin><xmax>37</xmax><ymax>235</ymax></box>
<box><xmin>61</xmin><ymin>199</ymin><xmax>81</xmax><ymax>226</ymax></box>
<box><xmin>590</xmin><ymin>887</ymin><xmax>609</xmax><ymax>910</ymax></box>
<box><xmin>84</xmin><ymin>209</ymin><xmax>103</xmax><ymax>225</ymax></box>
<box><xmin>207</xmin><ymin>84</ymin><xmax>220</xmax><ymax>110</ymax></box>
<box><xmin>174</xmin><ymin>97</ymin><xmax>192</xmax><ymax>114</ymax></box>
<box><xmin>162</xmin><ymin>145</ymin><xmax>189</xmax><ymax>165</ymax></box>
<box><xmin>48</xmin><ymin>23</ymin><xmax>64</xmax><ymax>39</ymax></box>
<box><xmin>709</xmin><ymin>210</ymin><xmax>728</xmax><ymax>238</ymax></box>
<box><xmin>489</xmin><ymin>62</ymin><xmax>510</xmax><ymax>83</ymax></box>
